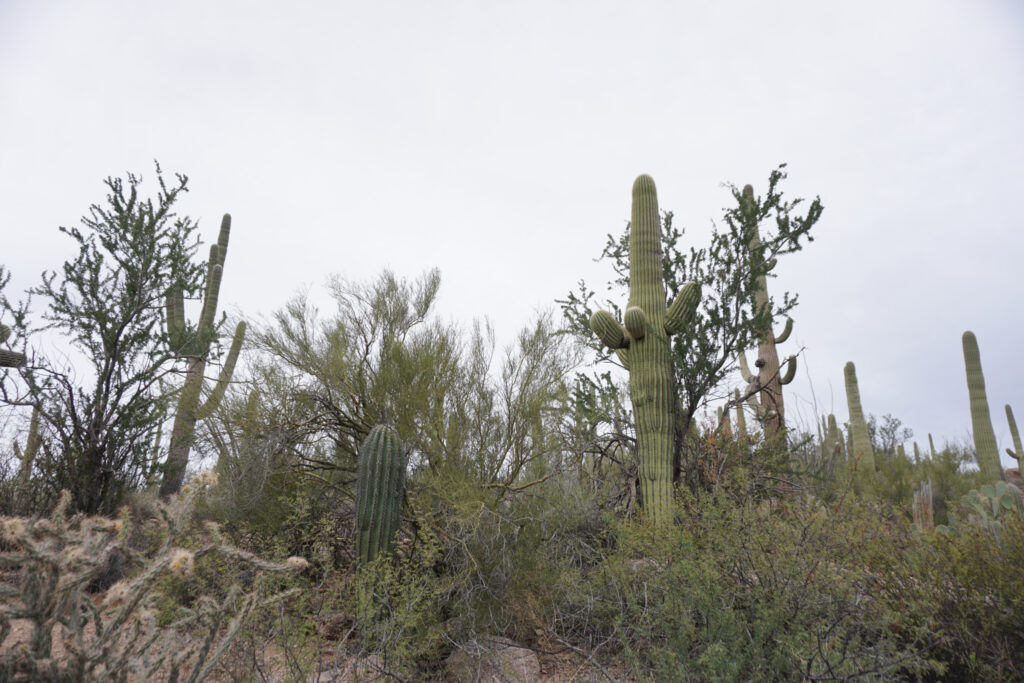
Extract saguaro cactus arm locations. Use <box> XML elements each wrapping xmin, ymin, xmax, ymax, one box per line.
<box><xmin>664</xmin><ymin>282</ymin><xmax>700</xmax><ymax>335</ymax></box>
<box><xmin>195</xmin><ymin>321</ymin><xmax>246</xmax><ymax>420</ymax></box>
<box><xmin>589</xmin><ymin>310</ymin><xmax>628</xmax><ymax>350</ymax></box>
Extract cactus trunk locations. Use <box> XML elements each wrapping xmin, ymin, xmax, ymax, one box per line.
<box><xmin>356</xmin><ymin>425</ymin><xmax>405</xmax><ymax>565</ymax></box>
<box><xmin>962</xmin><ymin>331</ymin><xmax>1002</xmax><ymax>481</ymax></box>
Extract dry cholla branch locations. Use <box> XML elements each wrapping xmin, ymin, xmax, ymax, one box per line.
<box><xmin>0</xmin><ymin>482</ymin><xmax>307</xmax><ymax>682</ymax></box>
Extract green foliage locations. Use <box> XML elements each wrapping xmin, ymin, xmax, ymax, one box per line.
<box><xmin>1</xmin><ymin>164</ymin><xmax>204</xmax><ymax>514</ymax></box>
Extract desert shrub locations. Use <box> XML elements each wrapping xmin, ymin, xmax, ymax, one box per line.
<box><xmin>546</xmin><ymin>484</ymin><xmax>943</xmax><ymax>681</ymax></box>
<box><xmin>897</xmin><ymin>497</ymin><xmax>1024</xmax><ymax>680</ymax></box>
<box><xmin>0</xmin><ymin>478</ymin><xmax>305</xmax><ymax>682</ymax></box>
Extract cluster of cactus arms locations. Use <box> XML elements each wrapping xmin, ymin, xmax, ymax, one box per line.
<box><xmin>589</xmin><ymin>175</ymin><xmax>701</xmax><ymax>525</ymax></box>
<box><xmin>159</xmin><ymin>214</ymin><xmax>246</xmax><ymax>497</ymax></box>
<box><xmin>0</xmin><ymin>324</ymin><xmax>25</xmax><ymax>368</ymax></box>
<box><xmin>961</xmin><ymin>331</ymin><xmax>1003</xmax><ymax>482</ymax></box>
<box><xmin>356</xmin><ymin>425</ymin><xmax>406</xmax><ymax>565</ymax></box>
<box><xmin>736</xmin><ymin>185</ymin><xmax>796</xmax><ymax>437</ymax></box>
<box><xmin>844</xmin><ymin>362</ymin><xmax>874</xmax><ymax>488</ymax></box>
<box><xmin>1005</xmin><ymin>405</ymin><xmax>1022</xmax><ymax>470</ymax></box>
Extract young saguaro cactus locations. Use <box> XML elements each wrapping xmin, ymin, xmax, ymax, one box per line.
<box><xmin>589</xmin><ymin>175</ymin><xmax>701</xmax><ymax>525</ymax></box>
<box><xmin>356</xmin><ymin>425</ymin><xmax>406</xmax><ymax>565</ymax></box>
<box><xmin>159</xmin><ymin>215</ymin><xmax>245</xmax><ymax>497</ymax></box>
<box><xmin>962</xmin><ymin>331</ymin><xmax>1003</xmax><ymax>482</ymax></box>
<box><xmin>844</xmin><ymin>362</ymin><xmax>874</xmax><ymax>490</ymax></box>
<box><xmin>736</xmin><ymin>185</ymin><xmax>797</xmax><ymax>437</ymax></box>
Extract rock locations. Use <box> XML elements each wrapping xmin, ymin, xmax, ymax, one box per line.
<box><xmin>444</xmin><ymin>637</ymin><xmax>541</xmax><ymax>682</ymax></box>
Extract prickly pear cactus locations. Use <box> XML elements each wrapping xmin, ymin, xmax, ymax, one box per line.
<box><xmin>961</xmin><ymin>331</ymin><xmax>1002</xmax><ymax>482</ymax></box>
<box><xmin>588</xmin><ymin>175</ymin><xmax>701</xmax><ymax>525</ymax></box>
<box><xmin>356</xmin><ymin>425</ymin><xmax>406</xmax><ymax>565</ymax></box>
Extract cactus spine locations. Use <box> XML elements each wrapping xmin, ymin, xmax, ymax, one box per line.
<box><xmin>736</xmin><ymin>185</ymin><xmax>796</xmax><ymax>437</ymax></box>
<box><xmin>1006</xmin><ymin>405</ymin><xmax>1022</xmax><ymax>470</ymax></box>
<box><xmin>588</xmin><ymin>175</ymin><xmax>701</xmax><ymax>525</ymax></box>
<box><xmin>356</xmin><ymin>425</ymin><xmax>406</xmax><ymax>565</ymax></box>
<box><xmin>844</xmin><ymin>362</ymin><xmax>874</xmax><ymax>489</ymax></box>
<box><xmin>159</xmin><ymin>215</ymin><xmax>245</xmax><ymax>497</ymax></box>
<box><xmin>0</xmin><ymin>324</ymin><xmax>25</xmax><ymax>368</ymax></box>
<box><xmin>961</xmin><ymin>331</ymin><xmax>1002</xmax><ymax>482</ymax></box>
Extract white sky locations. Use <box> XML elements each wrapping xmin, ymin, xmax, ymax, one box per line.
<box><xmin>2</xmin><ymin>1</ymin><xmax>1022</xmax><ymax>466</ymax></box>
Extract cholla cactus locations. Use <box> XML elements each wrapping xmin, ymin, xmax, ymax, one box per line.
<box><xmin>160</xmin><ymin>215</ymin><xmax>246</xmax><ymax>497</ymax></box>
<box><xmin>588</xmin><ymin>175</ymin><xmax>701</xmax><ymax>525</ymax></box>
<box><xmin>0</xmin><ymin>486</ymin><xmax>304</xmax><ymax>680</ymax></box>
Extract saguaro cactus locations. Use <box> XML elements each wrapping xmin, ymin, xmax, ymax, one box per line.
<box><xmin>0</xmin><ymin>324</ymin><xmax>26</xmax><ymax>368</ymax></box>
<box><xmin>961</xmin><ymin>331</ymin><xmax>1002</xmax><ymax>482</ymax></box>
<box><xmin>159</xmin><ymin>215</ymin><xmax>245</xmax><ymax>497</ymax></box>
<box><xmin>736</xmin><ymin>185</ymin><xmax>797</xmax><ymax>437</ymax></box>
<box><xmin>589</xmin><ymin>175</ymin><xmax>701</xmax><ymax>525</ymax></box>
<box><xmin>1006</xmin><ymin>405</ymin><xmax>1022</xmax><ymax>470</ymax></box>
<box><xmin>356</xmin><ymin>425</ymin><xmax>406</xmax><ymax>565</ymax></box>
<box><xmin>844</xmin><ymin>362</ymin><xmax>874</xmax><ymax>489</ymax></box>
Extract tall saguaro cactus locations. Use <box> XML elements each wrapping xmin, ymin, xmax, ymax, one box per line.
<box><xmin>356</xmin><ymin>425</ymin><xmax>406</xmax><ymax>565</ymax></box>
<box><xmin>844</xmin><ymin>362</ymin><xmax>874</xmax><ymax>489</ymax></box>
<box><xmin>961</xmin><ymin>331</ymin><xmax>1003</xmax><ymax>482</ymax></box>
<box><xmin>589</xmin><ymin>175</ymin><xmax>701</xmax><ymax>525</ymax></box>
<box><xmin>736</xmin><ymin>186</ymin><xmax>797</xmax><ymax>437</ymax></box>
<box><xmin>159</xmin><ymin>215</ymin><xmax>245</xmax><ymax>497</ymax></box>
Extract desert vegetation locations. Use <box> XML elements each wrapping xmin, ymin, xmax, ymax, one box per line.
<box><xmin>1</xmin><ymin>164</ymin><xmax>1021</xmax><ymax>681</ymax></box>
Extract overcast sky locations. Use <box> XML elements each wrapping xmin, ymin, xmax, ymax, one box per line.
<box><xmin>2</xmin><ymin>1</ymin><xmax>1022</xmax><ymax>467</ymax></box>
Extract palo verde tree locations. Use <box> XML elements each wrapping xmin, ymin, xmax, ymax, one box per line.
<box><xmin>561</xmin><ymin>165</ymin><xmax>822</xmax><ymax>496</ymax></box>
<box><xmin>0</xmin><ymin>164</ymin><xmax>204</xmax><ymax>514</ymax></box>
